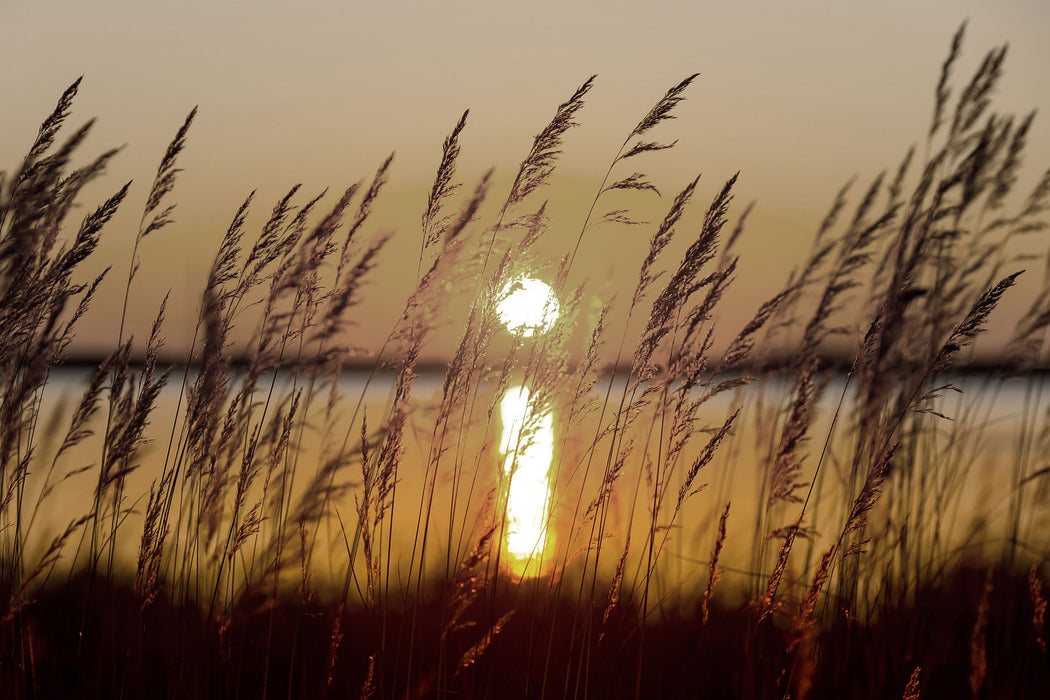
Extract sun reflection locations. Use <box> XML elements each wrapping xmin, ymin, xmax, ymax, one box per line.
<box><xmin>499</xmin><ymin>385</ymin><xmax>554</xmax><ymax>575</ymax></box>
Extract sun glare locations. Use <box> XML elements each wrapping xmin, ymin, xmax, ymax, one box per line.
<box><xmin>499</xmin><ymin>385</ymin><xmax>554</xmax><ymax>576</ymax></box>
<box><xmin>496</xmin><ymin>277</ymin><xmax>560</xmax><ymax>337</ymax></box>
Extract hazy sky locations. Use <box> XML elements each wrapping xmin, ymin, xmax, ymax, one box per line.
<box><xmin>3</xmin><ymin>1</ymin><xmax>1049</xmax><ymax>363</ymax></box>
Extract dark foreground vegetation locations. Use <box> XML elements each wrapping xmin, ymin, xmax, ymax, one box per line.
<box><xmin>4</xmin><ymin>565</ymin><xmax>1048</xmax><ymax>699</ymax></box>
<box><xmin>2</xmin><ymin>24</ymin><xmax>1049</xmax><ymax>698</ymax></box>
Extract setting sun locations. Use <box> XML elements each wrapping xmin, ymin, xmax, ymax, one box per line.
<box><xmin>496</xmin><ymin>277</ymin><xmax>560</xmax><ymax>337</ymax></box>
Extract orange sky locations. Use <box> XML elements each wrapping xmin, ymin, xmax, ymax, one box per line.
<box><xmin>3</xmin><ymin>1</ymin><xmax>1049</xmax><ymax>365</ymax></box>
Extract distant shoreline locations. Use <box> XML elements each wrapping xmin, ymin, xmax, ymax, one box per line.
<box><xmin>52</xmin><ymin>352</ymin><xmax>1050</xmax><ymax>377</ymax></box>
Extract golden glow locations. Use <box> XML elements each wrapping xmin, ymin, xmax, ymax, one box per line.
<box><xmin>496</xmin><ymin>278</ymin><xmax>560</xmax><ymax>338</ymax></box>
<box><xmin>499</xmin><ymin>385</ymin><xmax>554</xmax><ymax>576</ymax></box>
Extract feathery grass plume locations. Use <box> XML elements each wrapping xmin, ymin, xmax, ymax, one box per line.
<box><xmin>136</xmin><ymin>479</ymin><xmax>169</xmax><ymax>609</ymax></box>
<box><xmin>229</xmin><ymin>185</ymin><xmax>301</xmax><ymax>313</ymax></box>
<box><xmin>367</xmin><ymin>338</ymin><xmax>419</xmax><ymax>574</ymax></box>
<box><xmin>902</xmin><ymin>666</ymin><xmax>922</xmax><ymax>700</ymax></box>
<box><xmin>759</xmin><ymin>178</ymin><xmax>853</xmax><ymax>346</ymax></box>
<box><xmin>0</xmin><ymin>264</ymin><xmax>105</xmax><ymax>510</ymax></box>
<box><xmin>138</xmin><ymin>107</ymin><xmax>197</xmax><ymax>241</ymax></box>
<box><xmin>767</xmin><ymin>356</ymin><xmax>818</xmax><ymax>507</ymax></box>
<box><xmin>395</xmin><ymin>172</ymin><xmax>490</xmax><ymax>351</ymax></box>
<box><xmin>1032</xmin><ymin>565</ymin><xmax>1047</xmax><ymax>652</ymax></box>
<box><xmin>32</xmin><ymin>350</ymin><xmax>118</xmax><ymax>510</ymax></box>
<box><xmin>354</xmin><ymin>413</ymin><xmax>375</xmax><ymax>604</ymax></box>
<box><xmin>99</xmin><ymin>299</ymin><xmax>171</xmax><ymax>494</ymax></box>
<box><xmin>719</xmin><ymin>200</ymin><xmax>752</xmax><ymax>270</ymax></box>
<box><xmin>798</xmin><ymin>543</ymin><xmax>836</xmax><ymax>623</ymax></box>
<box><xmin>816</xmin><ymin>179</ymin><xmax>856</xmax><ymax>247</ymax></box>
<box><xmin>444</xmin><ymin>520</ymin><xmax>498</xmax><ymax>641</ymax></box>
<box><xmin>85</xmin><ymin>300</ymin><xmax>171</xmax><ymax>587</ymax></box>
<box><xmin>39</xmin><ymin>145</ymin><xmax>123</xmax><ymax>253</ymax></box>
<box><xmin>987</xmin><ymin>110</ymin><xmax>1034</xmax><ymax>210</ymax></box>
<box><xmin>858</xmin><ymin>152</ymin><xmax>948</xmax><ymax>447</ymax></box>
<box><xmin>757</xmin><ymin>526</ymin><xmax>793</xmax><ymax>624</ymax></box>
<box><xmin>720</xmin><ymin>284</ymin><xmax>793</xmax><ymax>369</ymax></box>
<box><xmin>422</xmin><ymin>110</ymin><xmax>468</xmax><ymax>255</ymax></box>
<box><xmin>227</xmin><ymin>391</ymin><xmax>298</xmax><ymax>594</ymax></box>
<box><xmin>664</xmin><ymin>267</ymin><xmax>739</xmax><ymax>434</ymax></box>
<box><xmin>267</xmin><ymin>185</ymin><xmax>349</xmax><ymax>300</ymax></box>
<box><xmin>279</xmin><ymin>444</ymin><xmax>354</xmax><ymax>558</ymax></box>
<box><xmin>338</xmin><ymin>154</ymin><xmax>392</xmax><ymax>281</ymax></box>
<box><xmin>3</xmin><ymin>516</ymin><xmax>89</xmax><ymax>624</ymax></box>
<box><xmin>1016</xmin><ymin>167</ymin><xmax>1050</xmax><ymax>237</ymax></box>
<box><xmin>634</xmin><ymin>174</ymin><xmax>736</xmax><ymax>380</ymax></box>
<box><xmin>252</xmin><ymin>185</ymin><xmax>356</xmax><ymax>379</ymax></box>
<box><xmin>570</xmin><ymin>298</ymin><xmax>610</xmax><ymax>417</ymax></box>
<box><xmin>969</xmin><ymin>570</ymin><xmax>993</xmax><ymax>699</ymax></box>
<box><xmin>930</xmin><ymin>270</ymin><xmax>1022</xmax><ymax>375</ymax></box>
<box><xmin>799</xmin><ymin>176</ymin><xmax>897</xmax><ymax>362</ymax></box>
<box><xmin>247</xmin><ymin>191</ymin><xmax>327</xmax><ymax>376</ymax></box>
<box><xmin>603</xmin><ymin>171</ymin><xmax>660</xmax><ymax>197</ymax></box>
<box><xmin>633</xmin><ymin>176</ymin><xmax>699</xmax><ymax>308</ymax></box>
<box><xmin>888</xmin><ymin>145</ymin><xmax>916</xmax><ymax>208</ymax></box>
<box><xmin>184</xmin><ymin>287</ymin><xmax>232</xmax><ymax>480</ymax></box>
<box><xmin>0</xmin><ymin>87</ymin><xmax>94</xmax><ymax>288</ymax></box>
<box><xmin>612</xmin><ymin>179</ymin><xmax>738</xmax><ymax>606</ymax></box>
<box><xmin>1</xmin><ymin>156</ymin><xmax>77</xmax><ymax>289</ymax></box>
<box><xmin>324</xmin><ymin>602</ymin><xmax>345</xmax><ymax>688</ymax></box>
<box><xmin>506</xmin><ymin>75</ymin><xmax>595</xmax><ymax>208</ymax></box>
<box><xmin>701</xmin><ymin>502</ymin><xmax>730</xmax><ymax>625</ymax></box>
<box><xmin>198</xmin><ymin>389</ymin><xmax>249</xmax><ymax>560</ymax></box>
<box><xmin>581</xmin><ymin>442</ymin><xmax>633</xmax><ymax>530</ymax></box>
<box><xmin>760</xmin><ymin>434</ymin><xmax>898</xmax><ymax>622</ymax></box>
<box><xmin>360</xmin><ymin>654</ymin><xmax>376</xmax><ymax>700</ymax></box>
<box><xmin>565</xmin><ymin>73</ymin><xmax>700</xmax><ymax>287</ymax></box>
<box><xmin>676</xmin><ymin>409</ymin><xmax>738</xmax><ymax>513</ymax></box>
<box><xmin>627</xmin><ymin>73</ymin><xmax>699</xmax><ymax>140</ymax></box>
<box><xmin>315</xmin><ymin>230</ymin><xmax>391</xmax><ymax>342</ymax></box>
<box><xmin>0</xmin><ymin>180</ymin><xmax>127</xmax><ymax>369</ymax></box>
<box><xmin>600</xmin><ymin>535</ymin><xmax>630</xmax><ymax>640</ymax></box>
<box><xmin>950</xmin><ymin>113</ymin><xmax>1002</xmax><ymax>220</ymax></box>
<box><xmin>18</xmin><ymin>77</ymin><xmax>83</xmax><ymax>181</ymax></box>
<box><xmin>841</xmin><ymin>441</ymin><xmax>900</xmax><ymax>557</ymax></box>
<box><xmin>207</xmin><ymin>190</ymin><xmax>254</xmax><ymax>301</ymax></box>
<box><xmin>950</xmin><ymin>44</ymin><xmax>1007</xmax><ymax>144</ymax></box>
<box><xmin>453</xmin><ymin>610</ymin><xmax>514</xmax><ymax>679</ymax></box>
<box><xmin>50</xmin><ymin>176</ymin><xmax>127</xmax><ymax>281</ymax></box>
<box><xmin>296</xmin><ymin>520</ymin><xmax>311</xmax><ymax>604</ymax></box>
<box><xmin>931</xmin><ymin>22</ymin><xmax>965</xmax><ymax>138</ymax></box>
<box><xmin>663</xmin><ymin>337</ymin><xmax>716</xmax><ymax>468</ymax></box>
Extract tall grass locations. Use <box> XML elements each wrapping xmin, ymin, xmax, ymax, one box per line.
<box><xmin>2</xmin><ymin>24</ymin><xmax>1049</xmax><ymax>698</ymax></box>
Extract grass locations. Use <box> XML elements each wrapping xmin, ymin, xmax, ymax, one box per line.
<box><xmin>2</xmin><ymin>23</ymin><xmax>1049</xmax><ymax>698</ymax></box>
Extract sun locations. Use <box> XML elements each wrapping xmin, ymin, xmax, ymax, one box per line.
<box><xmin>496</xmin><ymin>277</ymin><xmax>560</xmax><ymax>337</ymax></box>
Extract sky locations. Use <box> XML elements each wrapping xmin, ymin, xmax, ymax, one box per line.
<box><xmin>3</xmin><ymin>1</ymin><xmax>1049</xmax><ymax>365</ymax></box>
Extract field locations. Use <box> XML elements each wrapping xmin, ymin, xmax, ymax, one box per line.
<box><xmin>2</xmin><ymin>26</ymin><xmax>1049</xmax><ymax>698</ymax></box>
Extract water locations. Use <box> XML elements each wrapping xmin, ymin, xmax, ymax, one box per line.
<box><xmin>7</xmin><ymin>367</ymin><xmax>1049</xmax><ymax>609</ymax></box>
